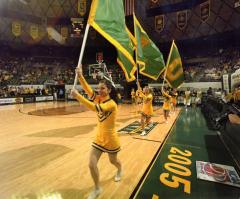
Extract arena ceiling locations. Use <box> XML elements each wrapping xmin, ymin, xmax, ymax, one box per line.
<box><xmin>136</xmin><ymin>0</ymin><xmax>240</xmax><ymax>43</ymax></box>
<box><xmin>0</xmin><ymin>0</ymin><xmax>239</xmax><ymax>45</ymax></box>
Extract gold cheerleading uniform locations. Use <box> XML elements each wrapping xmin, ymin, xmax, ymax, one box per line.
<box><xmin>162</xmin><ymin>90</ymin><xmax>171</xmax><ymax>111</ymax></box>
<box><xmin>138</xmin><ymin>91</ymin><xmax>153</xmax><ymax>116</ymax></box>
<box><xmin>171</xmin><ymin>92</ymin><xmax>178</xmax><ymax>106</ymax></box>
<box><xmin>77</xmin><ymin>75</ymin><xmax>120</xmax><ymax>153</ymax></box>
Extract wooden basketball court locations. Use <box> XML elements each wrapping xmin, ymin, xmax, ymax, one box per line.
<box><xmin>0</xmin><ymin>101</ymin><xmax>180</xmax><ymax>199</ymax></box>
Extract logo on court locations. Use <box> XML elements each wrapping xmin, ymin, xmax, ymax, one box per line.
<box><xmin>118</xmin><ymin>121</ymin><xmax>158</xmax><ymax>135</ymax></box>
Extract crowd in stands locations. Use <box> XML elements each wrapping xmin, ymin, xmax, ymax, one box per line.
<box><xmin>0</xmin><ymin>47</ymin><xmax>240</xmax><ymax>96</ymax></box>
<box><xmin>184</xmin><ymin>47</ymin><xmax>240</xmax><ymax>82</ymax></box>
<box><xmin>0</xmin><ymin>57</ymin><xmax>77</xmax><ymax>86</ymax></box>
<box><xmin>0</xmin><ymin>56</ymin><xmax>126</xmax><ymax>86</ymax></box>
<box><xmin>0</xmin><ymin>85</ymin><xmax>50</xmax><ymax>98</ymax></box>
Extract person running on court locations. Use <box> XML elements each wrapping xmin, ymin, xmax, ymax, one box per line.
<box><xmin>71</xmin><ymin>66</ymin><xmax>122</xmax><ymax>199</ymax></box>
<box><xmin>137</xmin><ymin>82</ymin><xmax>153</xmax><ymax>136</ymax></box>
<box><xmin>184</xmin><ymin>88</ymin><xmax>191</xmax><ymax>108</ymax></box>
<box><xmin>162</xmin><ymin>87</ymin><xmax>172</xmax><ymax>123</ymax></box>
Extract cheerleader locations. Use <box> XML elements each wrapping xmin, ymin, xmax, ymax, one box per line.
<box><xmin>162</xmin><ymin>87</ymin><xmax>172</xmax><ymax>123</ymax></box>
<box><xmin>137</xmin><ymin>82</ymin><xmax>153</xmax><ymax>136</ymax></box>
<box><xmin>72</xmin><ymin>67</ymin><xmax>122</xmax><ymax>199</ymax></box>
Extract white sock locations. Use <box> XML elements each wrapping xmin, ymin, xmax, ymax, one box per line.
<box><xmin>114</xmin><ymin>170</ymin><xmax>122</xmax><ymax>182</ymax></box>
<box><xmin>87</xmin><ymin>187</ymin><xmax>102</xmax><ymax>199</ymax></box>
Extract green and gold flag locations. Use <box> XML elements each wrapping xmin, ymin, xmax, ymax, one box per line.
<box><xmin>165</xmin><ymin>40</ymin><xmax>184</xmax><ymax>88</ymax></box>
<box><xmin>134</xmin><ymin>14</ymin><xmax>165</xmax><ymax>80</ymax></box>
<box><xmin>88</xmin><ymin>0</ymin><xmax>136</xmax><ymax>82</ymax></box>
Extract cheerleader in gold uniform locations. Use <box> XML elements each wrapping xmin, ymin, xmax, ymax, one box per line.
<box><xmin>71</xmin><ymin>67</ymin><xmax>122</xmax><ymax>199</ymax></box>
<box><xmin>162</xmin><ymin>87</ymin><xmax>172</xmax><ymax>123</ymax></box>
<box><xmin>137</xmin><ymin>83</ymin><xmax>153</xmax><ymax>136</ymax></box>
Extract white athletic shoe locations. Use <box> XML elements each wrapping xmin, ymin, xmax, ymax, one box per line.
<box><xmin>87</xmin><ymin>188</ymin><xmax>102</xmax><ymax>199</ymax></box>
<box><xmin>140</xmin><ymin>131</ymin><xmax>147</xmax><ymax>136</ymax></box>
<box><xmin>114</xmin><ymin>170</ymin><xmax>122</xmax><ymax>182</ymax></box>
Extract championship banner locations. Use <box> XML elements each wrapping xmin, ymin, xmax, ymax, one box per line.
<box><xmin>200</xmin><ymin>1</ymin><xmax>210</xmax><ymax>22</ymax></box>
<box><xmin>235</xmin><ymin>0</ymin><xmax>240</xmax><ymax>8</ymax></box>
<box><xmin>78</xmin><ymin>0</ymin><xmax>87</xmax><ymax>16</ymax></box>
<box><xmin>155</xmin><ymin>15</ymin><xmax>164</xmax><ymax>33</ymax></box>
<box><xmin>12</xmin><ymin>21</ymin><xmax>21</xmax><ymax>37</ymax></box>
<box><xmin>71</xmin><ymin>18</ymin><xmax>84</xmax><ymax>38</ymax></box>
<box><xmin>61</xmin><ymin>27</ymin><xmax>68</xmax><ymax>39</ymax></box>
<box><xmin>177</xmin><ymin>10</ymin><xmax>187</xmax><ymax>30</ymax></box>
<box><xmin>30</xmin><ymin>25</ymin><xmax>39</xmax><ymax>40</ymax></box>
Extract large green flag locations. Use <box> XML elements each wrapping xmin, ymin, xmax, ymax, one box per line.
<box><xmin>88</xmin><ymin>0</ymin><xmax>136</xmax><ymax>82</ymax></box>
<box><xmin>165</xmin><ymin>40</ymin><xmax>184</xmax><ymax>88</ymax></box>
<box><xmin>134</xmin><ymin>14</ymin><xmax>165</xmax><ymax>80</ymax></box>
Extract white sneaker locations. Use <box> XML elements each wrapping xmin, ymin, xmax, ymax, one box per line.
<box><xmin>140</xmin><ymin>131</ymin><xmax>146</xmax><ymax>136</ymax></box>
<box><xmin>87</xmin><ymin>188</ymin><xmax>102</xmax><ymax>199</ymax></box>
<box><xmin>114</xmin><ymin>170</ymin><xmax>122</xmax><ymax>182</ymax></box>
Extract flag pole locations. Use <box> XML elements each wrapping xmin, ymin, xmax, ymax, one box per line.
<box><xmin>72</xmin><ymin>23</ymin><xmax>90</xmax><ymax>89</ymax></box>
<box><xmin>162</xmin><ymin>40</ymin><xmax>174</xmax><ymax>90</ymax></box>
<box><xmin>132</xmin><ymin>0</ymin><xmax>139</xmax><ymax>89</ymax></box>
<box><xmin>162</xmin><ymin>61</ymin><xmax>168</xmax><ymax>90</ymax></box>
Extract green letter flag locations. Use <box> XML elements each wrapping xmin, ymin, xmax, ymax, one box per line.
<box><xmin>88</xmin><ymin>0</ymin><xmax>136</xmax><ymax>82</ymax></box>
<box><xmin>134</xmin><ymin>14</ymin><xmax>165</xmax><ymax>80</ymax></box>
<box><xmin>165</xmin><ymin>40</ymin><xmax>184</xmax><ymax>88</ymax></box>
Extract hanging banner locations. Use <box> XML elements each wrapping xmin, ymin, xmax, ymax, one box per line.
<box><xmin>200</xmin><ymin>1</ymin><xmax>210</xmax><ymax>22</ymax></box>
<box><xmin>61</xmin><ymin>26</ymin><xmax>68</xmax><ymax>39</ymax></box>
<box><xmin>71</xmin><ymin>18</ymin><xmax>84</xmax><ymax>38</ymax></box>
<box><xmin>177</xmin><ymin>10</ymin><xmax>187</xmax><ymax>30</ymax></box>
<box><xmin>12</xmin><ymin>21</ymin><xmax>21</xmax><ymax>37</ymax></box>
<box><xmin>30</xmin><ymin>25</ymin><xmax>39</xmax><ymax>40</ymax></box>
<box><xmin>155</xmin><ymin>15</ymin><xmax>164</xmax><ymax>33</ymax></box>
<box><xmin>78</xmin><ymin>0</ymin><xmax>87</xmax><ymax>16</ymax></box>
